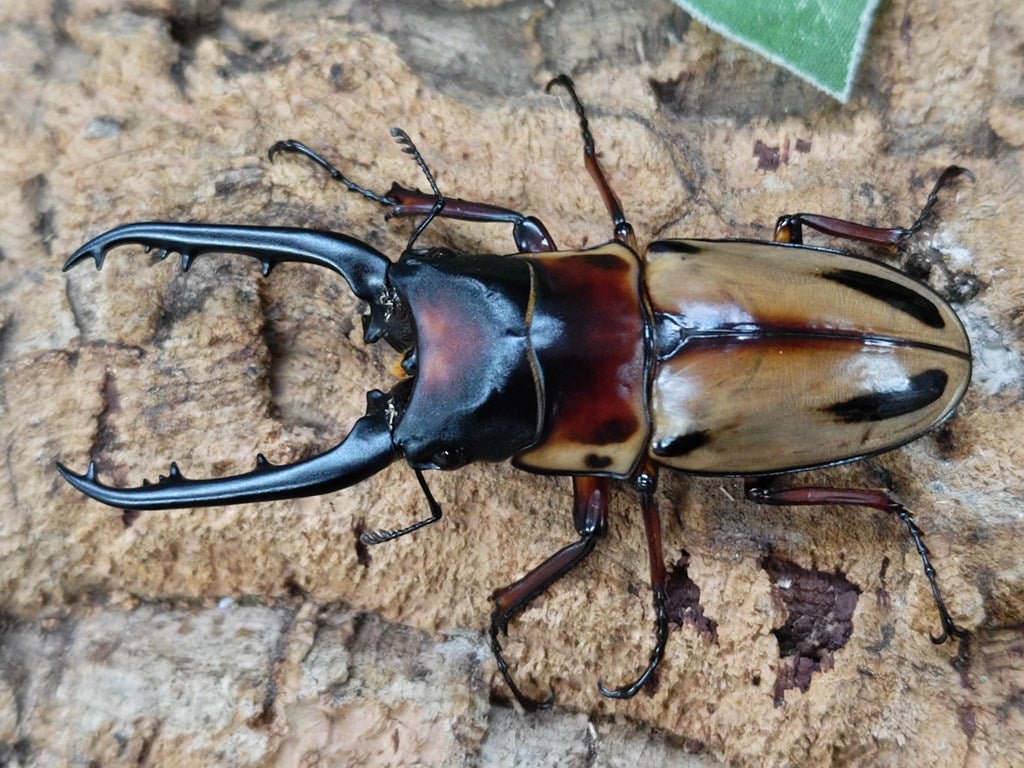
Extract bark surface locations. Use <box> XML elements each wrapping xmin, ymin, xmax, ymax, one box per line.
<box><xmin>2</xmin><ymin>1</ymin><xmax>1022</xmax><ymax>765</ymax></box>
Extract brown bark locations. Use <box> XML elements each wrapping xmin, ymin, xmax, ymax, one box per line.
<box><xmin>2</xmin><ymin>0</ymin><xmax>1022</xmax><ymax>765</ymax></box>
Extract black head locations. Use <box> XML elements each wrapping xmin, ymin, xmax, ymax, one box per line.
<box><xmin>387</xmin><ymin>248</ymin><xmax>543</xmax><ymax>469</ymax></box>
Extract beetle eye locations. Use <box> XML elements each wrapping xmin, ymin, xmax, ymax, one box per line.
<box><xmin>431</xmin><ymin>447</ymin><xmax>467</xmax><ymax>470</ymax></box>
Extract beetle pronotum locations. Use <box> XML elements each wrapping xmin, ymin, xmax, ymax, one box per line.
<box><xmin>59</xmin><ymin>76</ymin><xmax>971</xmax><ymax>710</ymax></box>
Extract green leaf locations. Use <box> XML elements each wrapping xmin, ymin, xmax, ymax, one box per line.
<box><xmin>673</xmin><ymin>0</ymin><xmax>884</xmax><ymax>101</ymax></box>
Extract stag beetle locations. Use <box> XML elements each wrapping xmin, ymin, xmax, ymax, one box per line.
<box><xmin>58</xmin><ymin>76</ymin><xmax>972</xmax><ymax>710</ymax></box>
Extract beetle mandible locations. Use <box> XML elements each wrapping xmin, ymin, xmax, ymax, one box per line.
<box><xmin>58</xmin><ymin>76</ymin><xmax>972</xmax><ymax>710</ymax></box>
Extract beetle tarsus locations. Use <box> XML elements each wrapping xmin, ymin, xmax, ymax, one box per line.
<box><xmin>892</xmin><ymin>505</ymin><xmax>970</xmax><ymax>644</ymax></box>
<box><xmin>358</xmin><ymin>469</ymin><xmax>444</xmax><ymax>546</ymax></box>
<box><xmin>597</xmin><ymin>585</ymin><xmax>668</xmax><ymax>699</ymax></box>
<box><xmin>901</xmin><ymin>165</ymin><xmax>975</xmax><ymax>244</ymax></box>
<box><xmin>489</xmin><ymin>626</ymin><xmax>556</xmax><ymax>711</ymax></box>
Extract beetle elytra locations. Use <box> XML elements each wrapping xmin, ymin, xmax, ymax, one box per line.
<box><xmin>58</xmin><ymin>76</ymin><xmax>972</xmax><ymax>710</ymax></box>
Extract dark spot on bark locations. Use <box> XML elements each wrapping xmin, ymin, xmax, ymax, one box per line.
<box><xmin>825</xmin><ymin>369</ymin><xmax>948</xmax><ymax>423</ymax></box>
<box><xmin>353</xmin><ymin>519</ymin><xmax>372</xmax><ymax>567</ymax></box>
<box><xmin>653</xmin><ymin>430</ymin><xmax>711</xmax><ymax>457</ymax></box>
<box><xmin>823</xmin><ymin>268</ymin><xmax>946</xmax><ymax>328</ymax></box>
<box><xmin>329</xmin><ymin>62</ymin><xmax>346</xmax><ymax>89</ymax></box>
<box><xmin>957</xmin><ymin>707</ymin><xmax>977</xmax><ymax>738</ymax></box>
<box><xmin>665</xmin><ymin>550</ymin><xmax>718</xmax><ymax>641</ymax></box>
<box><xmin>754</xmin><ymin>139</ymin><xmax>781</xmax><ymax>172</ymax></box>
<box><xmin>900</xmin><ymin>11</ymin><xmax>913</xmax><ymax>45</ymax></box>
<box><xmin>935</xmin><ymin>421</ymin><xmax>959</xmax><ymax>457</ymax></box>
<box><xmin>762</xmin><ymin>556</ymin><xmax>859</xmax><ymax>706</ymax></box>
<box><xmin>584</xmin><ymin>453</ymin><xmax>613</xmax><ymax>469</ymax></box>
<box><xmin>864</xmin><ymin>623</ymin><xmax>895</xmax><ymax>654</ymax></box>
<box><xmin>166</xmin><ymin>6</ymin><xmax>223</xmax><ymax>92</ymax></box>
<box><xmin>875</xmin><ymin>556</ymin><xmax>892</xmax><ymax>612</ymax></box>
<box><xmin>795</xmin><ymin>138</ymin><xmax>812</xmax><ymax>153</ymax></box>
<box><xmin>283</xmin><ymin>575</ymin><xmax>308</xmax><ymax>599</ymax></box>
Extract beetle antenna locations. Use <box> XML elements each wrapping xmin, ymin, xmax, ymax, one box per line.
<box><xmin>359</xmin><ymin>469</ymin><xmax>444</xmax><ymax>545</ymax></box>
<box><xmin>389</xmin><ymin>128</ymin><xmax>446</xmax><ymax>249</ymax></box>
<box><xmin>267</xmin><ymin>139</ymin><xmax>393</xmax><ymax>207</ymax></box>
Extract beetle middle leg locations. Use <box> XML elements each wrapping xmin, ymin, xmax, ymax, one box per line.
<box><xmin>597</xmin><ymin>463</ymin><xmax>669</xmax><ymax>700</ymax></box>
<box><xmin>490</xmin><ymin>468</ymin><xmax>669</xmax><ymax>709</ymax></box>
<box><xmin>490</xmin><ymin>476</ymin><xmax>609</xmax><ymax>710</ymax></box>
<box><xmin>744</xmin><ymin>476</ymin><xmax>968</xmax><ymax>646</ymax></box>
<box><xmin>773</xmin><ymin>165</ymin><xmax>973</xmax><ymax>248</ymax></box>
<box><xmin>546</xmin><ymin>74</ymin><xmax>637</xmax><ymax>250</ymax></box>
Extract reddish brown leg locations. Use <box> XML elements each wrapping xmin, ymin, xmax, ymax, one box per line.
<box><xmin>774</xmin><ymin>166</ymin><xmax>972</xmax><ymax>248</ymax></box>
<box><xmin>598</xmin><ymin>463</ymin><xmax>669</xmax><ymax>699</ymax></box>
<box><xmin>268</xmin><ymin>139</ymin><xmax>557</xmax><ymax>253</ymax></box>
<box><xmin>745</xmin><ymin>476</ymin><xmax>967</xmax><ymax>645</ymax></box>
<box><xmin>490</xmin><ymin>476</ymin><xmax>609</xmax><ymax>710</ymax></box>
<box><xmin>546</xmin><ymin>75</ymin><xmax>638</xmax><ymax>251</ymax></box>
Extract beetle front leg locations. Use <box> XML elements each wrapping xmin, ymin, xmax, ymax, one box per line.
<box><xmin>744</xmin><ymin>476</ymin><xmax>968</xmax><ymax>646</ymax></box>
<box><xmin>597</xmin><ymin>463</ymin><xmax>669</xmax><ymax>700</ymax></box>
<box><xmin>358</xmin><ymin>469</ymin><xmax>443</xmax><ymax>546</ymax></box>
<box><xmin>774</xmin><ymin>165</ymin><xmax>972</xmax><ymax>248</ymax></box>
<box><xmin>269</xmin><ymin>139</ymin><xmax>557</xmax><ymax>253</ymax></box>
<box><xmin>490</xmin><ymin>476</ymin><xmax>608</xmax><ymax>710</ymax></box>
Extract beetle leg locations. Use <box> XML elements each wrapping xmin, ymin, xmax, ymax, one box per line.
<box><xmin>546</xmin><ymin>74</ymin><xmax>637</xmax><ymax>251</ymax></box>
<box><xmin>744</xmin><ymin>476</ymin><xmax>968</xmax><ymax>645</ymax></box>
<box><xmin>489</xmin><ymin>476</ymin><xmax>609</xmax><ymax>710</ymax></box>
<box><xmin>269</xmin><ymin>140</ymin><xmax>556</xmax><ymax>252</ymax></box>
<box><xmin>774</xmin><ymin>166</ymin><xmax>973</xmax><ymax>248</ymax></box>
<box><xmin>358</xmin><ymin>469</ymin><xmax>443</xmax><ymax>545</ymax></box>
<box><xmin>598</xmin><ymin>464</ymin><xmax>669</xmax><ymax>700</ymax></box>
<box><xmin>384</xmin><ymin>187</ymin><xmax>557</xmax><ymax>253</ymax></box>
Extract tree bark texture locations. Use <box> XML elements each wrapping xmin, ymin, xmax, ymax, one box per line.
<box><xmin>1</xmin><ymin>1</ymin><xmax>1022</xmax><ymax>766</ymax></box>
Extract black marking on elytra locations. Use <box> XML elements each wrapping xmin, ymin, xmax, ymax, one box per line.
<box><xmin>581</xmin><ymin>252</ymin><xmax>628</xmax><ymax>271</ymax></box>
<box><xmin>592</xmin><ymin>417</ymin><xmax>635</xmax><ymax>445</ymax></box>
<box><xmin>653</xmin><ymin>430</ymin><xmax>711</xmax><ymax>457</ymax></box>
<box><xmin>826</xmin><ymin>369</ymin><xmax>948</xmax><ymax>423</ymax></box>
<box><xmin>584</xmin><ymin>453</ymin><xmax>613</xmax><ymax>469</ymax></box>
<box><xmin>824</xmin><ymin>268</ymin><xmax>945</xmax><ymax>329</ymax></box>
<box><xmin>646</xmin><ymin>240</ymin><xmax>702</xmax><ymax>254</ymax></box>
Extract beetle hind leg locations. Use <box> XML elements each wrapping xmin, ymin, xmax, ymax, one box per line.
<box><xmin>597</xmin><ymin>464</ymin><xmax>669</xmax><ymax>700</ymax></box>
<box><xmin>773</xmin><ymin>165</ymin><xmax>973</xmax><ymax>249</ymax></box>
<box><xmin>744</xmin><ymin>476</ymin><xmax>969</xmax><ymax>646</ymax></box>
<box><xmin>489</xmin><ymin>476</ymin><xmax>608</xmax><ymax>710</ymax></box>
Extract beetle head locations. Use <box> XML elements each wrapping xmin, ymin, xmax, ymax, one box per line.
<box><xmin>385</xmin><ymin>248</ymin><xmax>543</xmax><ymax>470</ymax></box>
